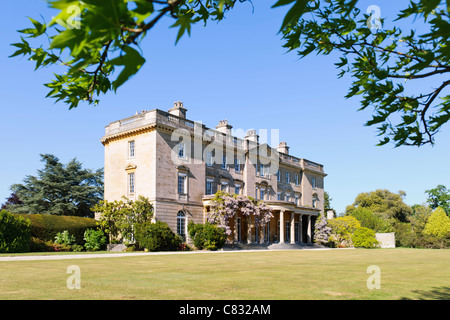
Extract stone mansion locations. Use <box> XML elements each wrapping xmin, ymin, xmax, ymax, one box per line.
<box><xmin>101</xmin><ymin>102</ymin><xmax>327</xmax><ymax>245</ymax></box>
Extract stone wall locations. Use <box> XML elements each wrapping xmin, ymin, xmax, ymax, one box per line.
<box><xmin>375</xmin><ymin>232</ymin><xmax>395</xmax><ymax>248</ymax></box>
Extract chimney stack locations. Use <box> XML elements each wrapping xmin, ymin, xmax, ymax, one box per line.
<box><xmin>245</xmin><ymin>129</ymin><xmax>259</xmax><ymax>143</ymax></box>
<box><xmin>277</xmin><ymin>142</ymin><xmax>289</xmax><ymax>155</ymax></box>
<box><xmin>216</xmin><ymin>119</ymin><xmax>233</xmax><ymax>136</ymax></box>
<box><xmin>168</xmin><ymin>101</ymin><xmax>187</xmax><ymax>119</ymax></box>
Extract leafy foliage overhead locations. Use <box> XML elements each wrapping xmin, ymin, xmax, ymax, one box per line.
<box><xmin>10</xmin><ymin>0</ymin><xmax>450</xmax><ymax>147</ymax></box>
<box><xmin>10</xmin><ymin>0</ymin><xmax>247</xmax><ymax>109</ymax></box>
<box><xmin>280</xmin><ymin>0</ymin><xmax>450</xmax><ymax>147</ymax></box>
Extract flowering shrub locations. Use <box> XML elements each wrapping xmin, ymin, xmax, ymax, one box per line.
<box><xmin>206</xmin><ymin>191</ymin><xmax>273</xmax><ymax>236</ymax></box>
<box><xmin>314</xmin><ymin>216</ymin><xmax>332</xmax><ymax>246</ymax></box>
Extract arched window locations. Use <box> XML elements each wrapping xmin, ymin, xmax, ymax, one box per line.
<box><xmin>177</xmin><ymin>211</ymin><xmax>186</xmax><ymax>240</ymax></box>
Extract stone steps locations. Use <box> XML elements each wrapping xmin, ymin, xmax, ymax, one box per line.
<box><xmin>223</xmin><ymin>242</ymin><xmax>325</xmax><ymax>251</ymax></box>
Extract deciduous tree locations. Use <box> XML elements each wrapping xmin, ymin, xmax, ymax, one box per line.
<box><xmin>425</xmin><ymin>185</ymin><xmax>450</xmax><ymax>216</ymax></box>
<box><xmin>346</xmin><ymin>189</ymin><xmax>412</xmax><ymax>222</ymax></box>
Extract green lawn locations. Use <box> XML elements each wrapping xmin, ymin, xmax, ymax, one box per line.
<box><xmin>0</xmin><ymin>248</ymin><xmax>449</xmax><ymax>300</ymax></box>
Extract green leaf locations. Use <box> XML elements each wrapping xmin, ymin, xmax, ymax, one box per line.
<box><xmin>107</xmin><ymin>46</ymin><xmax>146</xmax><ymax>91</ymax></box>
<box><xmin>171</xmin><ymin>11</ymin><xmax>195</xmax><ymax>44</ymax></box>
<box><xmin>50</xmin><ymin>28</ymin><xmax>79</xmax><ymax>49</ymax></box>
<box><xmin>17</xmin><ymin>17</ymin><xmax>47</xmax><ymax>38</ymax></box>
<box><xmin>279</xmin><ymin>0</ymin><xmax>308</xmax><ymax>32</ymax></box>
<box><xmin>9</xmin><ymin>37</ymin><xmax>32</xmax><ymax>57</ymax></box>
<box><xmin>272</xmin><ymin>0</ymin><xmax>297</xmax><ymax>8</ymax></box>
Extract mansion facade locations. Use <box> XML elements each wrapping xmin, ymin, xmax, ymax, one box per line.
<box><xmin>101</xmin><ymin>102</ymin><xmax>327</xmax><ymax>245</ymax></box>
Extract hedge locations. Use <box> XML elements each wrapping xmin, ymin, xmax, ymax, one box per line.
<box><xmin>14</xmin><ymin>214</ymin><xmax>98</xmax><ymax>245</ymax></box>
<box><xmin>0</xmin><ymin>210</ymin><xmax>31</xmax><ymax>253</ymax></box>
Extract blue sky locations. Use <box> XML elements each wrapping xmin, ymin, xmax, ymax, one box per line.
<box><xmin>1</xmin><ymin>0</ymin><xmax>449</xmax><ymax>214</ymax></box>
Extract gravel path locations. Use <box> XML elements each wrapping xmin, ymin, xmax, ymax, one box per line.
<box><xmin>0</xmin><ymin>246</ymin><xmax>334</xmax><ymax>262</ymax></box>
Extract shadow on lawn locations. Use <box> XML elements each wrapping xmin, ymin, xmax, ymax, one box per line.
<box><xmin>400</xmin><ymin>286</ymin><xmax>450</xmax><ymax>300</ymax></box>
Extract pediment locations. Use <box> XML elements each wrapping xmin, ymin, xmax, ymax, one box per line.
<box><xmin>177</xmin><ymin>164</ymin><xmax>190</xmax><ymax>172</ymax></box>
<box><xmin>125</xmin><ymin>164</ymin><xmax>137</xmax><ymax>171</ymax></box>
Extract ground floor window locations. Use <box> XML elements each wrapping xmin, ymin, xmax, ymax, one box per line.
<box><xmin>177</xmin><ymin>211</ymin><xmax>186</xmax><ymax>240</ymax></box>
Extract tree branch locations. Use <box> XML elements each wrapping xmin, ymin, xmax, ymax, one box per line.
<box><xmin>86</xmin><ymin>40</ymin><xmax>113</xmax><ymax>100</ymax></box>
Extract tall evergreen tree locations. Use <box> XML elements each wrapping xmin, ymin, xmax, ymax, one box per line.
<box><xmin>8</xmin><ymin>154</ymin><xmax>103</xmax><ymax>218</ymax></box>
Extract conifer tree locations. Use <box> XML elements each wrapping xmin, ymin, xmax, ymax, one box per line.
<box><xmin>8</xmin><ymin>154</ymin><xmax>103</xmax><ymax>217</ymax></box>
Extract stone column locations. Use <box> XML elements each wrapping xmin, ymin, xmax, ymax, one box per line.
<box><xmin>279</xmin><ymin>210</ymin><xmax>285</xmax><ymax>243</ymax></box>
<box><xmin>307</xmin><ymin>215</ymin><xmax>312</xmax><ymax>244</ymax></box>
<box><xmin>247</xmin><ymin>216</ymin><xmax>252</xmax><ymax>244</ymax></box>
<box><xmin>290</xmin><ymin>212</ymin><xmax>296</xmax><ymax>244</ymax></box>
<box><xmin>259</xmin><ymin>223</ymin><xmax>265</xmax><ymax>244</ymax></box>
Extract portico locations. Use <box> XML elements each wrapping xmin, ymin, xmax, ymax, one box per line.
<box><xmin>202</xmin><ymin>196</ymin><xmax>320</xmax><ymax>245</ymax></box>
<box><xmin>265</xmin><ymin>201</ymin><xmax>320</xmax><ymax>245</ymax></box>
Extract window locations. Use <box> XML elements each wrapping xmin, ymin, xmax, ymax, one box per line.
<box><xmin>206</xmin><ymin>151</ymin><xmax>213</xmax><ymax>166</ymax></box>
<box><xmin>277</xmin><ymin>192</ymin><xmax>282</xmax><ymax>200</ymax></box>
<box><xmin>260</xmin><ymin>189</ymin><xmax>265</xmax><ymax>201</ymax></box>
<box><xmin>259</xmin><ymin>164</ymin><xmax>269</xmax><ymax>178</ymax></box>
<box><xmin>312</xmin><ymin>177</ymin><xmax>316</xmax><ymax>188</ymax></box>
<box><xmin>276</xmin><ymin>170</ymin><xmax>280</xmax><ymax>182</ymax></box>
<box><xmin>178</xmin><ymin>143</ymin><xmax>185</xmax><ymax>159</ymax></box>
<box><xmin>178</xmin><ymin>173</ymin><xmax>186</xmax><ymax>194</ymax></box>
<box><xmin>221</xmin><ymin>182</ymin><xmax>228</xmax><ymax>192</ymax></box>
<box><xmin>222</xmin><ymin>155</ymin><xmax>227</xmax><ymax>170</ymax></box>
<box><xmin>286</xmin><ymin>172</ymin><xmax>290</xmax><ymax>183</ymax></box>
<box><xmin>128</xmin><ymin>140</ymin><xmax>135</xmax><ymax>158</ymax></box>
<box><xmin>295</xmin><ymin>195</ymin><xmax>300</xmax><ymax>206</ymax></box>
<box><xmin>206</xmin><ymin>179</ymin><xmax>214</xmax><ymax>195</ymax></box>
<box><xmin>177</xmin><ymin>211</ymin><xmax>186</xmax><ymax>240</ymax></box>
<box><xmin>312</xmin><ymin>197</ymin><xmax>317</xmax><ymax>208</ymax></box>
<box><xmin>295</xmin><ymin>174</ymin><xmax>299</xmax><ymax>186</ymax></box>
<box><xmin>285</xmin><ymin>193</ymin><xmax>290</xmax><ymax>202</ymax></box>
<box><xmin>234</xmin><ymin>157</ymin><xmax>241</xmax><ymax>172</ymax></box>
<box><xmin>128</xmin><ymin>172</ymin><xmax>135</xmax><ymax>194</ymax></box>
<box><xmin>235</xmin><ymin>184</ymin><xmax>241</xmax><ymax>195</ymax></box>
